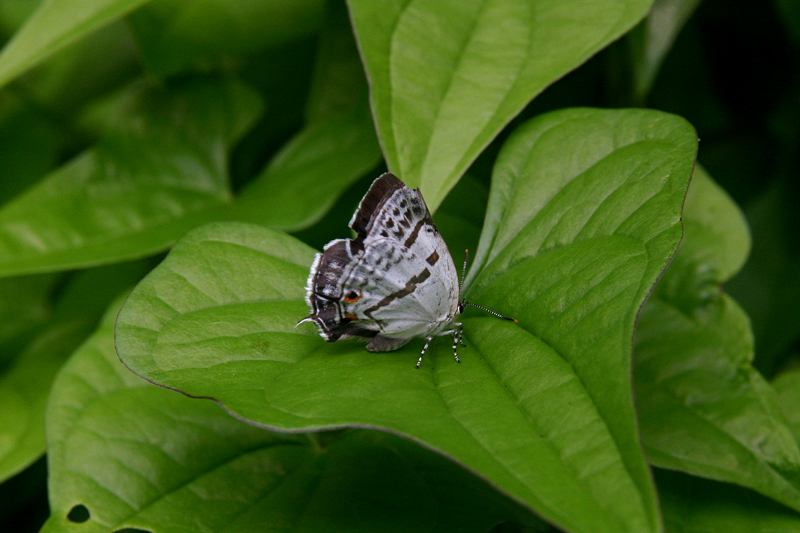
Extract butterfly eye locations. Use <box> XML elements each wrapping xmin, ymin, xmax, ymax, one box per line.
<box><xmin>344</xmin><ymin>290</ymin><xmax>361</xmax><ymax>303</ymax></box>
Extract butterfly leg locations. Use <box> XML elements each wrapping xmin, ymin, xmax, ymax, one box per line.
<box><xmin>436</xmin><ymin>327</ymin><xmax>463</xmax><ymax>364</ymax></box>
<box><xmin>455</xmin><ymin>322</ymin><xmax>465</xmax><ymax>347</ymax></box>
<box><xmin>416</xmin><ymin>336</ymin><xmax>434</xmax><ymax>369</ymax></box>
<box><xmin>451</xmin><ymin>329</ymin><xmax>461</xmax><ymax>364</ymax></box>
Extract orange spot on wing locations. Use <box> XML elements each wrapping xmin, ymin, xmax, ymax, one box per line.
<box><xmin>344</xmin><ymin>290</ymin><xmax>361</xmax><ymax>303</ymax></box>
<box><xmin>345</xmin><ymin>314</ymin><xmax>358</xmax><ymax>320</ymax></box>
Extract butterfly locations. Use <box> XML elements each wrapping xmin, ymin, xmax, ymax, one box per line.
<box><xmin>297</xmin><ymin>173</ymin><xmax>515</xmax><ymax>368</ymax></box>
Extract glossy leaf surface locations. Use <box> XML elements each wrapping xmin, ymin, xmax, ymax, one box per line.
<box><xmin>117</xmin><ymin>108</ymin><xmax>696</xmax><ymax>533</ymax></box>
<box><xmin>634</xmin><ymin>167</ymin><xmax>800</xmax><ymax>511</ymax></box>
<box><xmin>347</xmin><ymin>0</ymin><xmax>654</xmax><ymax>211</ymax></box>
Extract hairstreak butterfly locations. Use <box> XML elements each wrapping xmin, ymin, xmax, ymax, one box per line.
<box><xmin>297</xmin><ymin>173</ymin><xmax>516</xmax><ymax>368</ymax></box>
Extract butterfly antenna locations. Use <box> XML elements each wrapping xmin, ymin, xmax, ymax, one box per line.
<box><xmin>459</xmin><ymin>249</ymin><xmax>469</xmax><ymax>296</ymax></box>
<box><xmin>461</xmin><ymin>301</ymin><xmax>518</xmax><ymax>322</ymax></box>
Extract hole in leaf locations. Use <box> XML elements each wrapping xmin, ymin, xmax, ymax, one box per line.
<box><xmin>67</xmin><ymin>504</ymin><xmax>90</xmax><ymax>523</ymax></box>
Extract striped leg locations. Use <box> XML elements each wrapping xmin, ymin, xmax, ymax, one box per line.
<box><xmin>451</xmin><ymin>330</ymin><xmax>461</xmax><ymax>363</ymax></box>
<box><xmin>455</xmin><ymin>322</ymin><xmax>465</xmax><ymax>347</ymax></box>
<box><xmin>416</xmin><ymin>336</ymin><xmax>434</xmax><ymax>369</ymax></box>
<box><xmin>437</xmin><ymin>326</ymin><xmax>463</xmax><ymax>364</ymax></box>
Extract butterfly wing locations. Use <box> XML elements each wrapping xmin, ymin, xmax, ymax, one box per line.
<box><xmin>301</xmin><ymin>173</ymin><xmax>459</xmax><ymax>345</ymax></box>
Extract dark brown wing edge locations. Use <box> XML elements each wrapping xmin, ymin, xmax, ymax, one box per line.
<box><xmin>348</xmin><ymin>172</ymin><xmax>405</xmax><ymax>238</ymax></box>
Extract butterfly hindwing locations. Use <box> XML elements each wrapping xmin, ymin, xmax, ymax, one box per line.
<box><xmin>302</xmin><ymin>173</ymin><xmax>460</xmax><ymax>346</ymax></box>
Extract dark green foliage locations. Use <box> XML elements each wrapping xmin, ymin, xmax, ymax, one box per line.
<box><xmin>0</xmin><ymin>0</ymin><xmax>798</xmax><ymax>532</ymax></box>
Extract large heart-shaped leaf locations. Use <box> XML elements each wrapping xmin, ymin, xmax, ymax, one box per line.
<box><xmin>0</xmin><ymin>260</ymin><xmax>148</xmax><ymax>483</ymax></box>
<box><xmin>0</xmin><ymin>76</ymin><xmax>261</xmax><ymax>277</ymax></box>
<box><xmin>117</xmin><ymin>108</ymin><xmax>697</xmax><ymax>533</ymax></box>
<box><xmin>347</xmin><ymin>0</ymin><xmax>654</xmax><ymax>211</ymax></box>
<box><xmin>0</xmin><ymin>0</ymin><xmax>152</xmax><ymax>90</ymax></box>
<box><xmin>229</xmin><ymin>1</ymin><xmax>382</xmax><ymax>232</ymax></box>
<box><xmin>45</xmin><ymin>297</ymin><xmax>545</xmax><ymax>533</ymax></box>
<box><xmin>634</xmin><ymin>167</ymin><xmax>800</xmax><ymax>511</ymax></box>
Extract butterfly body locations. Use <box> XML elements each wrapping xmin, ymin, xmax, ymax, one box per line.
<box><xmin>299</xmin><ymin>173</ymin><xmax>514</xmax><ymax>367</ymax></box>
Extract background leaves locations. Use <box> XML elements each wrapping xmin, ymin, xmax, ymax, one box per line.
<box><xmin>0</xmin><ymin>0</ymin><xmax>798</xmax><ymax>531</ymax></box>
<box><xmin>348</xmin><ymin>0</ymin><xmax>655</xmax><ymax>211</ymax></box>
<box><xmin>0</xmin><ymin>0</ymin><xmax>150</xmax><ymax>89</ymax></box>
<box><xmin>0</xmin><ymin>260</ymin><xmax>149</xmax><ymax>482</ymax></box>
<box><xmin>634</xmin><ymin>166</ymin><xmax>800</xmax><ymax>511</ymax></box>
<box><xmin>0</xmin><ymin>77</ymin><xmax>261</xmax><ymax>277</ymax></box>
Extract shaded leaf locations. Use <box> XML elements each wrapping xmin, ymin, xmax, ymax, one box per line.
<box><xmin>0</xmin><ymin>260</ymin><xmax>148</xmax><ymax>483</ymax></box>
<box><xmin>627</xmin><ymin>0</ymin><xmax>703</xmax><ymax>102</ymax></box>
<box><xmin>0</xmin><ymin>95</ymin><xmax>60</xmax><ymax>206</ymax></box>
<box><xmin>657</xmin><ymin>469</ymin><xmax>800</xmax><ymax>533</ymax></box>
<box><xmin>0</xmin><ymin>273</ymin><xmax>59</xmax><ymax>364</ymax></box>
<box><xmin>46</xmin><ymin>297</ymin><xmax>545</xmax><ymax>533</ymax></box>
<box><xmin>347</xmin><ymin>0</ymin><xmax>654</xmax><ymax>211</ymax></box>
<box><xmin>230</xmin><ymin>1</ymin><xmax>382</xmax><ymax>231</ymax></box>
<box><xmin>0</xmin><ymin>76</ymin><xmax>262</xmax><ymax>277</ymax></box>
<box><xmin>634</xmin><ymin>167</ymin><xmax>800</xmax><ymax>511</ymax></box>
<box><xmin>774</xmin><ymin>369</ymin><xmax>800</xmax><ymax>445</ymax></box>
<box><xmin>0</xmin><ymin>0</ymin><xmax>151</xmax><ymax>90</ymax></box>
<box><xmin>117</xmin><ymin>108</ymin><xmax>696</xmax><ymax>533</ymax></box>
<box><xmin>13</xmin><ymin>19</ymin><xmax>140</xmax><ymax>119</ymax></box>
<box><xmin>725</xmin><ymin>179</ymin><xmax>800</xmax><ymax>378</ymax></box>
<box><xmin>774</xmin><ymin>0</ymin><xmax>800</xmax><ymax>44</ymax></box>
<box><xmin>433</xmin><ymin>174</ymin><xmax>489</xmax><ymax>264</ymax></box>
<box><xmin>127</xmin><ymin>0</ymin><xmax>325</xmax><ymax>78</ymax></box>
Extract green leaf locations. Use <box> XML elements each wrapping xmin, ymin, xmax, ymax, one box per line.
<box><xmin>0</xmin><ymin>260</ymin><xmax>148</xmax><ymax>483</ymax></box>
<box><xmin>627</xmin><ymin>0</ymin><xmax>702</xmax><ymax>102</ymax></box>
<box><xmin>433</xmin><ymin>174</ymin><xmax>489</xmax><ymax>263</ymax></box>
<box><xmin>0</xmin><ymin>76</ymin><xmax>262</xmax><ymax>277</ymax></box>
<box><xmin>230</xmin><ymin>1</ymin><xmax>382</xmax><ymax>232</ymax></box>
<box><xmin>12</xmin><ymin>18</ymin><xmax>140</xmax><ymax>118</ymax></box>
<box><xmin>117</xmin><ymin>108</ymin><xmax>697</xmax><ymax>533</ymax></box>
<box><xmin>656</xmin><ymin>469</ymin><xmax>800</xmax><ymax>533</ymax></box>
<box><xmin>0</xmin><ymin>0</ymin><xmax>152</xmax><ymax>90</ymax></box>
<box><xmin>634</xmin><ymin>167</ymin><xmax>800</xmax><ymax>512</ymax></box>
<box><xmin>127</xmin><ymin>0</ymin><xmax>325</xmax><ymax>78</ymax></box>
<box><xmin>0</xmin><ymin>273</ymin><xmax>60</xmax><ymax>363</ymax></box>
<box><xmin>347</xmin><ymin>0</ymin><xmax>654</xmax><ymax>212</ymax></box>
<box><xmin>47</xmin><ymin>297</ymin><xmax>544</xmax><ymax>533</ymax></box>
<box><xmin>0</xmin><ymin>96</ymin><xmax>60</xmax><ymax>206</ymax></box>
<box><xmin>725</xmin><ymin>180</ymin><xmax>800</xmax><ymax>377</ymax></box>
<box><xmin>774</xmin><ymin>370</ymin><xmax>800</xmax><ymax>445</ymax></box>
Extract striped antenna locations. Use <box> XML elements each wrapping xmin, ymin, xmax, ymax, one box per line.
<box><xmin>459</xmin><ymin>249</ymin><xmax>469</xmax><ymax>295</ymax></box>
<box><xmin>460</xmin><ymin>301</ymin><xmax>518</xmax><ymax>322</ymax></box>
